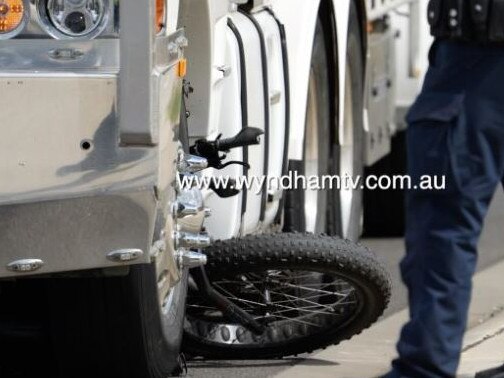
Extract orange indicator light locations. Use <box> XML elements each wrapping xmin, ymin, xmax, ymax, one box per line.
<box><xmin>0</xmin><ymin>0</ymin><xmax>24</xmax><ymax>34</ymax></box>
<box><xmin>178</xmin><ymin>58</ymin><xmax>187</xmax><ymax>78</ymax></box>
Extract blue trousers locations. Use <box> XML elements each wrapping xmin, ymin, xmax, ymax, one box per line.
<box><xmin>386</xmin><ymin>41</ymin><xmax>504</xmax><ymax>378</ymax></box>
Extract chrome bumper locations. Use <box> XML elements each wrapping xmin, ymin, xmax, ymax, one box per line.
<box><xmin>0</xmin><ymin>191</ymin><xmax>156</xmax><ymax>278</ymax></box>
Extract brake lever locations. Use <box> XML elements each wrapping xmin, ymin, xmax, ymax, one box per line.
<box><xmin>190</xmin><ymin>127</ymin><xmax>264</xmax><ymax>170</ymax></box>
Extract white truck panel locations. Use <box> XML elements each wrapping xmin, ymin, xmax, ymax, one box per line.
<box><xmin>254</xmin><ymin>11</ymin><xmax>286</xmax><ymax>228</ymax></box>
<box><xmin>270</xmin><ymin>0</ymin><xmax>351</xmax><ymax>160</ymax></box>
<box><xmin>270</xmin><ymin>0</ymin><xmax>320</xmax><ymax>161</ymax></box>
<box><xmin>229</xmin><ymin>12</ymin><xmax>267</xmax><ymax>235</ymax></box>
<box><xmin>180</xmin><ymin>0</ymin><xmax>230</xmax><ymax>140</ymax></box>
<box><xmin>203</xmin><ymin>29</ymin><xmax>244</xmax><ymax>240</ymax></box>
<box><xmin>183</xmin><ymin>0</ymin><xmax>354</xmax><ymax>164</ymax></box>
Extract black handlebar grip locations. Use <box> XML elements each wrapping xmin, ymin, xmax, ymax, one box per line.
<box><xmin>216</xmin><ymin>127</ymin><xmax>264</xmax><ymax>151</ymax></box>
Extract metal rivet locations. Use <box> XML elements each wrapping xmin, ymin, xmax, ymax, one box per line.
<box><xmin>217</xmin><ymin>65</ymin><xmax>232</xmax><ymax>78</ymax></box>
<box><xmin>270</xmin><ymin>90</ymin><xmax>282</xmax><ymax>105</ymax></box>
<box><xmin>204</xmin><ymin>208</ymin><xmax>212</xmax><ymax>218</ymax></box>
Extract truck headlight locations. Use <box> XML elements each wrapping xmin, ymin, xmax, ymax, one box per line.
<box><xmin>0</xmin><ymin>0</ymin><xmax>28</xmax><ymax>39</ymax></box>
<box><xmin>38</xmin><ymin>0</ymin><xmax>110</xmax><ymax>39</ymax></box>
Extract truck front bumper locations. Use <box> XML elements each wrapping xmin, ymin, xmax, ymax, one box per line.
<box><xmin>0</xmin><ymin>37</ymin><xmax>183</xmax><ymax>279</ymax></box>
<box><xmin>0</xmin><ymin>190</ymin><xmax>156</xmax><ymax>279</ymax></box>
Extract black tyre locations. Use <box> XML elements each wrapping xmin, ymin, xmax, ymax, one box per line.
<box><xmin>284</xmin><ymin>19</ymin><xmax>330</xmax><ymax>234</ymax></box>
<box><xmin>183</xmin><ymin>233</ymin><xmax>391</xmax><ymax>359</ymax></box>
<box><xmin>0</xmin><ymin>266</ymin><xmax>188</xmax><ymax>378</ymax></box>
<box><xmin>364</xmin><ymin>130</ymin><xmax>407</xmax><ymax>237</ymax></box>
<box><xmin>0</xmin><ymin>279</ymin><xmax>58</xmax><ymax>377</ymax></box>
<box><xmin>48</xmin><ymin>266</ymin><xmax>188</xmax><ymax>378</ymax></box>
<box><xmin>284</xmin><ymin>4</ymin><xmax>365</xmax><ymax>242</ymax></box>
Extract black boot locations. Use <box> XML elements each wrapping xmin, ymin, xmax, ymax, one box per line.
<box><xmin>476</xmin><ymin>364</ymin><xmax>504</xmax><ymax>378</ymax></box>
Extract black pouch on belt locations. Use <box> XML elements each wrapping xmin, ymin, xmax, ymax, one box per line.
<box><xmin>445</xmin><ymin>0</ymin><xmax>467</xmax><ymax>39</ymax></box>
<box><xmin>428</xmin><ymin>0</ymin><xmax>467</xmax><ymax>39</ymax></box>
<box><xmin>489</xmin><ymin>0</ymin><xmax>504</xmax><ymax>42</ymax></box>
<box><xmin>469</xmin><ymin>0</ymin><xmax>491</xmax><ymax>41</ymax></box>
<box><xmin>428</xmin><ymin>0</ymin><xmax>449</xmax><ymax>37</ymax></box>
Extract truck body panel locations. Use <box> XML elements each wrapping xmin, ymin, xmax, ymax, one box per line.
<box><xmin>0</xmin><ymin>0</ymin><xmax>184</xmax><ymax>278</ymax></box>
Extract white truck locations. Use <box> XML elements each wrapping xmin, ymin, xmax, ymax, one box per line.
<box><xmin>0</xmin><ymin>0</ymin><xmax>428</xmax><ymax>377</ymax></box>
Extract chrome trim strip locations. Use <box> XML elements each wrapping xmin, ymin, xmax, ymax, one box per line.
<box><xmin>119</xmin><ymin>0</ymin><xmax>156</xmax><ymax>146</ymax></box>
<box><xmin>0</xmin><ymin>39</ymin><xmax>119</xmax><ymax>72</ymax></box>
<box><xmin>0</xmin><ymin>72</ymin><xmax>117</xmax><ymax>78</ymax></box>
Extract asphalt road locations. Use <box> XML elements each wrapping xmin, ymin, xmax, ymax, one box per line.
<box><xmin>187</xmin><ymin>188</ymin><xmax>504</xmax><ymax>378</ymax></box>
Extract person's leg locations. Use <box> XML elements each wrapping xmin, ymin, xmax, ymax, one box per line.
<box><xmin>384</xmin><ymin>42</ymin><xmax>504</xmax><ymax>378</ymax></box>
<box><xmin>392</xmin><ymin>122</ymin><xmax>497</xmax><ymax>378</ymax></box>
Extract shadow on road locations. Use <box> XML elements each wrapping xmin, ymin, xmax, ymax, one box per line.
<box><xmin>187</xmin><ymin>357</ymin><xmax>340</xmax><ymax>370</ymax></box>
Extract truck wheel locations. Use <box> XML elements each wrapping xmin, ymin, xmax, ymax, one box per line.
<box><xmin>330</xmin><ymin>2</ymin><xmax>366</xmax><ymax>241</ymax></box>
<box><xmin>183</xmin><ymin>233</ymin><xmax>391</xmax><ymax>359</ymax></box>
<box><xmin>48</xmin><ymin>266</ymin><xmax>189</xmax><ymax>378</ymax></box>
<box><xmin>283</xmin><ymin>18</ymin><xmax>330</xmax><ymax>234</ymax></box>
<box><xmin>47</xmin><ymin>101</ymin><xmax>192</xmax><ymax>378</ymax></box>
<box><xmin>284</xmin><ymin>3</ymin><xmax>365</xmax><ymax>241</ymax></box>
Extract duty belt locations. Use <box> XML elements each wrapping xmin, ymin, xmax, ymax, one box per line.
<box><xmin>428</xmin><ymin>0</ymin><xmax>504</xmax><ymax>43</ymax></box>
